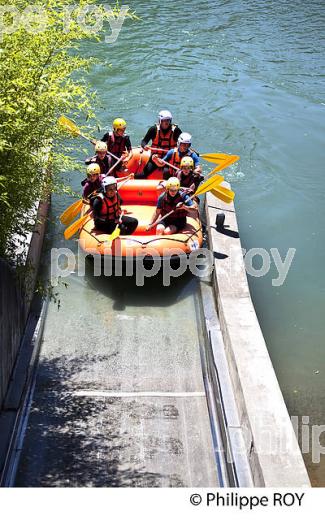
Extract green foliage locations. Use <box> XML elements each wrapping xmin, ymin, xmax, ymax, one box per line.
<box><xmin>0</xmin><ymin>0</ymin><xmax>136</xmax><ymax>259</ymax></box>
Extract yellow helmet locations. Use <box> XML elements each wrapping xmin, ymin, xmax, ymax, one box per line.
<box><xmin>95</xmin><ymin>141</ymin><xmax>107</xmax><ymax>152</ymax></box>
<box><xmin>87</xmin><ymin>163</ymin><xmax>101</xmax><ymax>177</ymax></box>
<box><xmin>113</xmin><ymin>118</ymin><xmax>127</xmax><ymax>131</ymax></box>
<box><xmin>180</xmin><ymin>156</ymin><xmax>194</xmax><ymax>169</ymax></box>
<box><xmin>166</xmin><ymin>177</ymin><xmax>180</xmax><ymax>190</ymax></box>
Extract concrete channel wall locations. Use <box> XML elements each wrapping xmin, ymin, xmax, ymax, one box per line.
<box><xmin>0</xmin><ymin>261</ymin><xmax>27</xmax><ymax>407</ymax></box>
<box><xmin>205</xmin><ymin>189</ymin><xmax>311</xmax><ymax>487</ymax></box>
<box><xmin>0</xmin><ymin>197</ymin><xmax>49</xmax><ymax>410</ymax></box>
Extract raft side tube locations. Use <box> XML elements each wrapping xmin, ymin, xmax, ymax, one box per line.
<box><xmin>118</xmin><ymin>148</ymin><xmax>163</xmax><ymax>180</ymax></box>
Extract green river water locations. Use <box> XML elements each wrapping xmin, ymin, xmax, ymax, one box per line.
<box><xmin>47</xmin><ymin>0</ymin><xmax>325</xmax><ymax>485</ymax></box>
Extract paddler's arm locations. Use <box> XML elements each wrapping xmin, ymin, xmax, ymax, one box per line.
<box><xmin>117</xmin><ymin>173</ymin><xmax>134</xmax><ymax>182</ymax></box>
<box><xmin>152</xmin><ymin>149</ymin><xmax>172</xmax><ymax>168</ymax></box>
<box><xmin>101</xmin><ymin>132</ymin><xmax>109</xmax><ymax>143</ymax></box>
<box><xmin>92</xmin><ymin>197</ymin><xmax>106</xmax><ymax>223</ymax></box>
<box><xmin>146</xmin><ymin>208</ymin><xmax>161</xmax><ymax>231</ymax></box>
<box><xmin>176</xmin><ymin>192</ymin><xmax>198</xmax><ymax>211</ymax></box>
<box><xmin>192</xmin><ymin>152</ymin><xmax>202</xmax><ymax>175</ymax></box>
<box><xmin>141</xmin><ymin>126</ymin><xmax>156</xmax><ymax>150</ymax></box>
<box><xmin>121</xmin><ymin>136</ymin><xmax>133</xmax><ymax>161</ymax></box>
<box><xmin>194</xmin><ymin>173</ymin><xmax>204</xmax><ymax>190</ymax></box>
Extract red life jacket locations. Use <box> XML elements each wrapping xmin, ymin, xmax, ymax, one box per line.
<box><xmin>107</xmin><ymin>132</ymin><xmax>128</xmax><ymax>158</ymax></box>
<box><xmin>97</xmin><ymin>192</ymin><xmax>122</xmax><ymax>221</ymax></box>
<box><xmin>169</xmin><ymin>147</ymin><xmax>183</xmax><ymax>168</ymax></box>
<box><xmin>152</xmin><ymin>124</ymin><xmax>177</xmax><ymax>157</ymax></box>
<box><xmin>160</xmin><ymin>191</ymin><xmax>187</xmax><ymax>219</ymax></box>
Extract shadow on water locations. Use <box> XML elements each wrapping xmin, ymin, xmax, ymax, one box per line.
<box><xmin>83</xmin><ymin>257</ymin><xmax>199</xmax><ymax>310</ymax></box>
<box><xmin>15</xmin><ymin>353</ymin><xmax>182</xmax><ymax>487</ymax></box>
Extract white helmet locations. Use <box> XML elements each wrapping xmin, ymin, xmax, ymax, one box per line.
<box><xmin>177</xmin><ymin>132</ymin><xmax>192</xmax><ymax>146</ymax></box>
<box><xmin>102</xmin><ymin>176</ymin><xmax>117</xmax><ymax>190</ymax></box>
<box><xmin>158</xmin><ymin>110</ymin><xmax>173</xmax><ymax>122</ymax></box>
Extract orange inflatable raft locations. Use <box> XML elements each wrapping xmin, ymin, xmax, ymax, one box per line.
<box><xmin>78</xmin><ymin>178</ymin><xmax>203</xmax><ymax>259</ymax></box>
<box><xmin>117</xmin><ymin>147</ymin><xmax>162</xmax><ymax>179</ymax></box>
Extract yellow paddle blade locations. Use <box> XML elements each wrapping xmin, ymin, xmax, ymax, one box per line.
<box><xmin>206</xmin><ymin>155</ymin><xmax>240</xmax><ymax>177</ymax></box>
<box><xmin>105</xmin><ymin>226</ymin><xmax>121</xmax><ymax>248</ymax></box>
<box><xmin>64</xmin><ymin>213</ymin><xmax>89</xmax><ymax>240</ymax></box>
<box><xmin>60</xmin><ymin>199</ymin><xmax>83</xmax><ymax>226</ymax></box>
<box><xmin>201</xmin><ymin>153</ymin><xmax>233</xmax><ymax>163</ymax></box>
<box><xmin>194</xmin><ymin>174</ymin><xmax>224</xmax><ymax>196</ymax></box>
<box><xmin>58</xmin><ymin>115</ymin><xmax>81</xmax><ymax>137</ymax></box>
<box><xmin>211</xmin><ymin>185</ymin><xmax>235</xmax><ymax>204</ymax></box>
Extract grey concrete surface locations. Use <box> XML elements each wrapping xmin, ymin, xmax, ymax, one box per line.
<box><xmin>0</xmin><ymin>196</ymin><xmax>49</xmax><ymax>411</ymax></box>
<box><xmin>199</xmin><ymin>279</ymin><xmax>254</xmax><ymax>487</ymax></box>
<box><xmin>15</xmin><ymin>271</ymin><xmax>218</xmax><ymax>487</ymax></box>
<box><xmin>205</xmin><ymin>189</ymin><xmax>311</xmax><ymax>487</ymax></box>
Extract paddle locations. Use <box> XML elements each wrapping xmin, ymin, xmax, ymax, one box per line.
<box><xmin>64</xmin><ymin>211</ymin><xmax>92</xmax><ymax>240</ymax></box>
<box><xmin>153</xmin><ymin>156</ymin><xmax>180</xmax><ymax>173</ymax></box>
<box><xmin>61</xmin><ymin>171</ymin><xmax>134</xmax><ymax>229</ymax></box>
<box><xmin>211</xmin><ymin>185</ymin><xmax>235</xmax><ymax>204</ymax></box>
<box><xmin>104</xmin><ymin>211</ymin><xmax>125</xmax><ymax>248</ymax></box>
<box><xmin>195</xmin><ymin>174</ymin><xmax>225</xmax><ymax>196</ymax></box>
<box><xmin>60</xmin><ymin>199</ymin><xmax>84</xmax><ymax>225</ymax></box>
<box><xmin>148</xmin><ymin>174</ymin><xmax>224</xmax><ymax>229</ymax></box>
<box><xmin>107</xmin><ymin>155</ymin><xmax>124</xmax><ymax>175</ymax></box>
<box><xmin>145</xmin><ymin>146</ymin><xmax>168</xmax><ymax>153</ymax></box>
<box><xmin>59</xmin><ymin>115</ymin><xmax>96</xmax><ymax>144</ymax></box>
<box><xmin>58</xmin><ymin>115</ymin><xmax>119</xmax><ymax>161</ymax></box>
<box><xmin>201</xmin><ymin>153</ymin><xmax>239</xmax><ymax>164</ymax></box>
<box><xmin>151</xmin><ymin>151</ymin><xmax>239</xmax><ymax>180</ymax></box>
<box><xmin>146</xmin><ymin>145</ymin><xmax>239</xmax><ymax>167</ymax></box>
<box><xmin>206</xmin><ymin>155</ymin><xmax>240</xmax><ymax>177</ymax></box>
<box><xmin>63</xmin><ymin>174</ymin><xmax>134</xmax><ymax>240</ymax></box>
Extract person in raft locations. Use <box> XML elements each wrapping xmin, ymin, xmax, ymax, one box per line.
<box><xmin>147</xmin><ymin>177</ymin><xmax>198</xmax><ymax>236</ymax></box>
<box><xmin>81</xmin><ymin>163</ymin><xmax>103</xmax><ymax>199</ymax></box>
<box><xmin>92</xmin><ymin>176</ymin><xmax>138</xmax><ymax>235</ymax></box>
<box><xmin>139</xmin><ymin>110</ymin><xmax>182</xmax><ymax>178</ymax></box>
<box><xmin>101</xmin><ymin>118</ymin><xmax>133</xmax><ymax>173</ymax></box>
<box><xmin>177</xmin><ymin>156</ymin><xmax>204</xmax><ymax>196</ymax></box>
<box><xmin>152</xmin><ymin>132</ymin><xmax>202</xmax><ymax>180</ymax></box>
<box><xmin>85</xmin><ymin>141</ymin><xmax>111</xmax><ymax>176</ymax></box>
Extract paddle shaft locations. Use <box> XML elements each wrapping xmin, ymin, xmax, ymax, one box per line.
<box><xmin>147</xmin><ymin>145</ymin><xmax>200</xmax><ymax>156</ymax></box>
<box><xmin>106</xmin><ymin>210</ymin><xmax>125</xmax><ymax>245</ymax></box>
<box><xmin>106</xmin><ymin>155</ymin><xmax>124</xmax><ymax>175</ymax></box>
<box><xmin>59</xmin><ymin>116</ymin><xmax>120</xmax><ymax>161</ymax></box>
<box><xmin>148</xmin><ymin>193</ymin><xmax>197</xmax><ymax>230</ymax></box>
<box><xmin>79</xmin><ymin>131</ymin><xmax>119</xmax><ymax>161</ymax></box>
<box><xmin>115</xmin><ymin>174</ymin><xmax>133</xmax><ymax>190</ymax></box>
<box><xmin>153</xmin><ymin>156</ymin><xmax>180</xmax><ymax>173</ymax></box>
